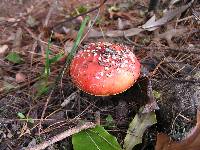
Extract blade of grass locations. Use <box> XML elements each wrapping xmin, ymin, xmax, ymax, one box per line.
<box><xmin>39</xmin><ymin>16</ymin><xmax>90</xmax><ymax>133</ymax></box>
<box><xmin>59</xmin><ymin>15</ymin><xmax>90</xmax><ymax>82</ymax></box>
<box><xmin>49</xmin><ymin>53</ymin><xmax>64</xmax><ymax>64</ymax></box>
<box><xmin>66</xmin><ymin>15</ymin><xmax>90</xmax><ymax>63</ymax></box>
<box><xmin>44</xmin><ymin>32</ymin><xmax>53</xmax><ymax>78</ymax></box>
<box><xmin>38</xmin><ymin>16</ymin><xmax>89</xmax><ymax>98</ymax></box>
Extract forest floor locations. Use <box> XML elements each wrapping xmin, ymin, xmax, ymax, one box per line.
<box><xmin>0</xmin><ymin>0</ymin><xmax>200</xmax><ymax>150</ymax></box>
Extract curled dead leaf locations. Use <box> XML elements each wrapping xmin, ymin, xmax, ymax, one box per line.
<box><xmin>124</xmin><ymin>109</ymin><xmax>157</xmax><ymax>150</ymax></box>
<box><xmin>156</xmin><ymin>110</ymin><xmax>200</xmax><ymax>150</ymax></box>
<box><xmin>142</xmin><ymin>0</ymin><xmax>194</xmax><ymax>31</ymax></box>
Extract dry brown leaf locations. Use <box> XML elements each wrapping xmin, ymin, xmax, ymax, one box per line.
<box><xmin>155</xmin><ymin>26</ymin><xmax>188</xmax><ymax>47</ymax></box>
<box><xmin>87</xmin><ymin>29</ymin><xmax>103</xmax><ymax>38</ymax></box>
<box><xmin>53</xmin><ymin>32</ymin><xmax>66</xmax><ymax>41</ymax></box>
<box><xmin>117</xmin><ymin>18</ymin><xmax>133</xmax><ymax>30</ymax></box>
<box><xmin>16</xmin><ymin>72</ymin><xmax>26</xmax><ymax>83</ymax></box>
<box><xmin>88</xmin><ymin>27</ymin><xmax>143</xmax><ymax>38</ymax></box>
<box><xmin>64</xmin><ymin>40</ymin><xmax>74</xmax><ymax>54</ymax></box>
<box><xmin>118</xmin><ymin>18</ymin><xmax>124</xmax><ymax>30</ymax></box>
<box><xmin>124</xmin><ymin>28</ymin><xmax>144</xmax><ymax>37</ymax></box>
<box><xmin>106</xmin><ymin>30</ymin><xmax>124</xmax><ymax>37</ymax></box>
<box><xmin>156</xmin><ymin>110</ymin><xmax>200</xmax><ymax>150</ymax></box>
<box><xmin>0</xmin><ymin>45</ymin><xmax>8</xmax><ymax>58</ymax></box>
<box><xmin>106</xmin><ymin>27</ymin><xmax>143</xmax><ymax>37</ymax></box>
<box><xmin>142</xmin><ymin>0</ymin><xmax>194</xmax><ymax>31</ymax></box>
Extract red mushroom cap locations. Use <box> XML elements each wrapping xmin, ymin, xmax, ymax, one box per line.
<box><xmin>70</xmin><ymin>42</ymin><xmax>141</xmax><ymax>96</ymax></box>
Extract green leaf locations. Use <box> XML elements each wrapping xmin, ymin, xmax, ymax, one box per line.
<box><xmin>67</xmin><ymin>16</ymin><xmax>90</xmax><ymax>63</ymax></box>
<box><xmin>49</xmin><ymin>53</ymin><xmax>64</xmax><ymax>64</ymax></box>
<box><xmin>105</xmin><ymin>115</ymin><xmax>115</xmax><ymax>128</ymax></box>
<box><xmin>6</xmin><ymin>52</ymin><xmax>22</xmax><ymax>64</ymax></box>
<box><xmin>106</xmin><ymin>115</ymin><xmax>114</xmax><ymax>124</ymax></box>
<box><xmin>17</xmin><ymin>112</ymin><xmax>26</xmax><ymax>119</ymax></box>
<box><xmin>34</xmin><ymin>80</ymin><xmax>50</xmax><ymax>98</ymax></box>
<box><xmin>77</xmin><ymin>5</ymin><xmax>88</xmax><ymax>14</ymax></box>
<box><xmin>72</xmin><ymin>125</ymin><xmax>122</xmax><ymax>150</ymax></box>
<box><xmin>27</xmin><ymin>117</ymin><xmax>34</xmax><ymax>124</ymax></box>
<box><xmin>123</xmin><ymin>109</ymin><xmax>157</xmax><ymax>150</ymax></box>
<box><xmin>36</xmin><ymin>84</ymin><xmax>49</xmax><ymax>97</ymax></box>
<box><xmin>152</xmin><ymin>90</ymin><xmax>161</xmax><ymax>99</ymax></box>
<box><xmin>3</xmin><ymin>81</ymin><xmax>15</xmax><ymax>90</ymax></box>
<box><xmin>44</xmin><ymin>38</ymin><xmax>51</xmax><ymax>77</ymax></box>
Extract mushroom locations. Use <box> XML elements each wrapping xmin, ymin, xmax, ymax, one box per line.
<box><xmin>70</xmin><ymin>42</ymin><xmax>141</xmax><ymax>96</ymax></box>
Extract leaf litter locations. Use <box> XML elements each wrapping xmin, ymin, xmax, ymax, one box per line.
<box><xmin>0</xmin><ymin>0</ymin><xmax>199</xmax><ymax>149</ymax></box>
<box><xmin>155</xmin><ymin>110</ymin><xmax>200</xmax><ymax>150</ymax></box>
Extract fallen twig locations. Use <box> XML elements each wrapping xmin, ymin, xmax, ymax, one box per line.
<box><xmin>25</xmin><ymin>122</ymin><xmax>96</xmax><ymax>150</ymax></box>
<box><xmin>153</xmin><ymin>77</ymin><xmax>200</xmax><ymax>84</ymax></box>
<box><xmin>43</xmin><ymin>1</ymin><xmax>57</xmax><ymax>28</ymax></box>
<box><xmin>52</xmin><ymin>0</ymin><xmax>108</xmax><ymax>30</ymax></box>
<box><xmin>148</xmin><ymin>47</ymin><xmax>200</xmax><ymax>55</ymax></box>
<box><xmin>38</xmin><ymin>90</ymin><xmax>53</xmax><ymax>134</ymax></box>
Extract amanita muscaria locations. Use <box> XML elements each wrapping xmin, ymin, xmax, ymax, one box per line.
<box><xmin>70</xmin><ymin>42</ymin><xmax>141</xmax><ymax>96</ymax></box>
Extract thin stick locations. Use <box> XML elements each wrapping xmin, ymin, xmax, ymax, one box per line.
<box><xmin>25</xmin><ymin>122</ymin><xmax>95</xmax><ymax>150</ymax></box>
<box><xmin>153</xmin><ymin>77</ymin><xmax>200</xmax><ymax>84</ymax></box>
<box><xmin>43</xmin><ymin>1</ymin><xmax>57</xmax><ymax>28</ymax></box>
<box><xmin>38</xmin><ymin>90</ymin><xmax>53</xmax><ymax>134</ymax></box>
<box><xmin>52</xmin><ymin>0</ymin><xmax>108</xmax><ymax>30</ymax></box>
<box><xmin>135</xmin><ymin>46</ymin><xmax>200</xmax><ymax>55</ymax></box>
